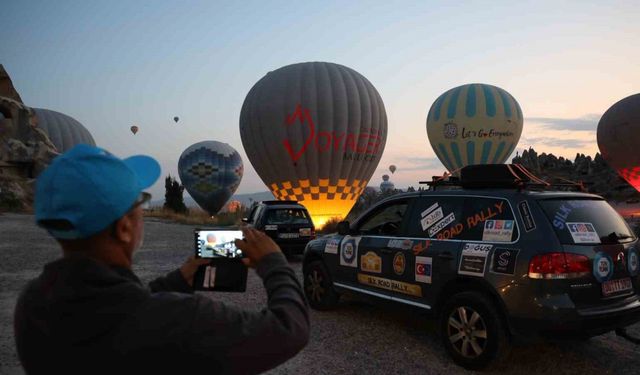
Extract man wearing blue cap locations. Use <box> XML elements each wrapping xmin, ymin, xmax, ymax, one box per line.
<box><xmin>14</xmin><ymin>145</ymin><xmax>309</xmax><ymax>374</ymax></box>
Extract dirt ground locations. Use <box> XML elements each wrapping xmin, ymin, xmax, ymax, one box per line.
<box><xmin>1</xmin><ymin>212</ymin><xmax>640</xmax><ymax>374</ymax></box>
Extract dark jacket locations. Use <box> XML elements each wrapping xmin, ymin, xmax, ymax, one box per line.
<box><xmin>14</xmin><ymin>252</ymin><xmax>309</xmax><ymax>374</ymax></box>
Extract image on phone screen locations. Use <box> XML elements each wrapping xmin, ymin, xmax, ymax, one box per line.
<box><xmin>195</xmin><ymin>230</ymin><xmax>243</xmax><ymax>258</ymax></box>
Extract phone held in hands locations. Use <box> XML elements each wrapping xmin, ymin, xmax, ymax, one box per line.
<box><xmin>193</xmin><ymin>228</ymin><xmax>248</xmax><ymax>292</ymax></box>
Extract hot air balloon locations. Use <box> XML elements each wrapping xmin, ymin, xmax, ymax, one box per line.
<box><xmin>389</xmin><ymin>164</ymin><xmax>396</xmax><ymax>174</ymax></box>
<box><xmin>380</xmin><ymin>174</ymin><xmax>394</xmax><ymax>192</ymax></box>
<box><xmin>597</xmin><ymin>93</ymin><xmax>640</xmax><ymax>191</ymax></box>
<box><xmin>426</xmin><ymin>84</ymin><xmax>523</xmax><ymax>174</ymax></box>
<box><xmin>32</xmin><ymin>108</ymin><xmax>96</xmax><ymax>151</ymax></box>
<box><xmin>174</xmin><ymin>116</ymin><xmax>179</xmax><ymax>123</ymax></box>
<box><xmin>178</xmin><ymin>140</ymin><xmax>244</xmax><ymax>216</ymax></box>
<box><xmin>240</xmin><ymin>62</ymin><xmax>387</xmax><ymax>227</ymax></box>
<box><xmin>130</xmin><ymin>125</ymin><xmax>138</xmax><ymax>135</ymax></box>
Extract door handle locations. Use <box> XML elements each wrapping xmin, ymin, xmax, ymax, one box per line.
<box><xmin>438</xmin><ymin>252</ymin><xmax>454</xmax><ymax>260</ymax></box>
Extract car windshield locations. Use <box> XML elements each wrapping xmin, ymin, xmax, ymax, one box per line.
<box><xmin>539</xmin><ymin>198</ymin><xmax>636</xmax><ymax>245</ymax></box>
<box><xmin>265</xmin><ymin>208</ymin><xmax>311</xmax><ymax>225</ymax></box>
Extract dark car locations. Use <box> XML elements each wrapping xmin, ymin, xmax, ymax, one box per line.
<box><xmin>302</xmin><ymin>165</ymin><xmax>640</xmax><ymax>369</ymax></box>
<box><xmin>244</xmin><ymin>200</ymin><xmax>316</xmax><ymax>255</ymax></box>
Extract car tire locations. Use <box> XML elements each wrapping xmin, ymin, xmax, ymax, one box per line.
<box><xmin>439</xmin><ymin>291</ymin><xmax>508</xmax><ymax>370</ymax></box>
<box><xmin>303</xmin><ymin>260</ymin><xmax>339</xmax><ymax>310</ymax></box>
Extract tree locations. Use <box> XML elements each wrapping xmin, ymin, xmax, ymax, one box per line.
<box><xmin>164</xmin><ymin>175</ymin><xmax>187</xmax><ymax>213</ymax></box>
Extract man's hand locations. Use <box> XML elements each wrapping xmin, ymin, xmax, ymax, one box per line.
<box><xmin>180</xmin><ymin>256</ymin><xmax>211</xmax><ymax>287</ymax></box>
<box><xmin>235</xmin><ymin>227</ymin><xmax>281</xmax><ymax>268</ymax></box>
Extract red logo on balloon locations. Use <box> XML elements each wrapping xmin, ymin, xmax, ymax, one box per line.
<box><xmin>282</xmin><ymin>104</ymin><xmax>383</xmax><ymax>163</ymax></box>
<box><xmin>283</xmin><ymin>105</ymin><xmax>315</xmax><ymax>162</ymax></box>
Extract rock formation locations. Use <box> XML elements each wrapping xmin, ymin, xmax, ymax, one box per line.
<box><xmin>0</xmin><ymin>65</ymin><xmax>60</xmax><ymax>212</ymax></box>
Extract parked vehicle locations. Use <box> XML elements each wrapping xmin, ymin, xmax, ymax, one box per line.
<box><xmin>243</xmin><ymin>200</ymin><xmax>315</xmax><ymax>255</ymax></box>
<box><xmin>302</xmin><ymin>165</ymin><xmax>640</xmax><ymax>369</ymax></box>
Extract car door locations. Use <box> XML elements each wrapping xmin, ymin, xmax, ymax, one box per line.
<box><xmin>402</xmin><ymin>196</ymin><xmax>465</xmax><ymax>307</ymax></box>
<box><xmin>335</xmin><ymin>199</ymin><xmax>412</xmax><ymax>297</ymax></box>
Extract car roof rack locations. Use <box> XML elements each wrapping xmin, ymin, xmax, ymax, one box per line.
<box><xmin>419</xmin><ymin>164</ymin><xmax>587</xmax><ymax>192</ymax></box>
<box><xmin>260</xmin><ymin>200</ymin><xmax>302</xmax><ymax>205</ymax></box>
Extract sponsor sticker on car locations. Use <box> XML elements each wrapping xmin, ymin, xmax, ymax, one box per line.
<box><xmin>324</xmin><ymin>239</ymin><xmax>339</xmax><ymax>254</ymax></box>
<box><xmin>459</xmin><ymin>243</ymin><xmax>492</xmax><ymax>277</ymax></box>
<box><xmin>357</xmin><ymin>274</ymin><xmax>422</xmax><ymax>297</ymax></box>
<box><xmin>415</xmin><ymin>256</ymin><xmax>432</xmax><ymax>284</ymax></box>
<box><xmin>278</xmin><ymin>232</ymin><xmax>300</xmax><ymax>239</ymax></box>
<box><xmin>566</xmin><ymin>222</ymin><xmax>600</xmax><ymax>244</ymax></box>
<box><xmin>393</xmin><ymin>252</ymin><xmax>406</xmax><ymax>275</ymax></box>
<box><xmin>361</xmin><ymin>251</ymin><xmax>382</xmax><ymax>273</ymax></box>
<box><xmin>340</xmin><ymin>236</ymin><xmax>360</xmax><ymax>268</ymax></box>
<box><xmin>421</xmin><ymin>207</ymin><xmax>444</xmax><ymax>231</ymax></box>
<box><xmin>265</xmin><ymin>225</ymin><xmax>278</xmax><ymax>230</ymax></box>
<box><xmin>490</xmin><ymin>248</ymin><xmax>520</xmax><ymax>275</ymax></box>
<box><xmin>428</xmin><ymin>212</ymin><xmax>455</xmax><ymax>237</ymax></box>
<box><xmin>482</xmin><ymin>220</ymin><xmax>514</xmax><ymax>242</ymax></box>
<box><xmin>593</xmin><ymin>252</ymin><xmax>613</xmax><ymax>283</ymax></box>
<box><xmin>628</xmin><ymin>248</ymin><xmax>639</xmax><ymax>276</ymax></box>
<box><xmin>299</xmin><ymin>228</ymin><xmax>312</xmax><ymax>236</ymax></box>
<box><xmin>518</xmin><ymin>201</ymin><xmax>536</xmax><ymax>232</ymax></box>
<box><xmin>387</xmin><ymin>238</ymin><xmax>413</xmax><ymax>250</ymax></box>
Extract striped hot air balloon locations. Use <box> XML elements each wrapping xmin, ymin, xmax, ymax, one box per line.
<box><xmin>426</xmin><ymin>84</ymin><xmax>523</xmax><ymax>174</ymax></box>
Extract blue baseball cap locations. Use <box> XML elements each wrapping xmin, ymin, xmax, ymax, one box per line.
<box><xmin>35</xmin><ymin>144</ymin><xmax>161</xmax><ymax>239</ymax></box>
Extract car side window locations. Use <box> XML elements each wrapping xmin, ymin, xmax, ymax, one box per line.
<box><xmin>459</xmin><ymin>197</ymin><xmax>518</xmax><ymax>242</ymax></box>
<box><xmin>252</xmin><ymin>206</ymin><xmax>263</xmax><ymax>224</ymax></box>
<box><xmin>357</xmin><ymin>201</ymin><xmax>408</xmax><ymax>237</ymax></box>
<box><xmin>405</xmin><ymin>197</ymin><xmax>464</xmax><ymax>239</ymax></box>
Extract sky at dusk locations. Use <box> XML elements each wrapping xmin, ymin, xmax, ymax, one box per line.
<box><xmin>2</xmin><ymin>0</ymin><xmax>639</xmax><ymax>199</ymax></box>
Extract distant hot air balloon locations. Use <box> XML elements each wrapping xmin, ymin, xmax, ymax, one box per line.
<box><xmin>174</xmin><ymin>116</ymin><xmax>179</xmax><ymax>123</ymax></box>
<box><xmin>426</xmin><ymin>84</ymin><xmax>523</xmax><ymax>174</ymax></box>
<box><xmin>597</xmin><ymin>93</ymin><xmax>640</xmax><ymax>191</ymax></box>
<box><xmin>130</xmin><ymin>125</ymin><xmax>138</xmax><ymax>135</ymax></box>
<box><xmin>380</xmin><ymin>174</ymin><xmax>394</xmax><ymax>192</ymax></box>
<box><xmin>389</xmin><ymin>164</ymin><xmax>396</xmax><ymax>174</ymax></box>
<box><xmin>240</xmin><ymin>62</ymin><xmax>387</xmax><ymax>227</ymax></box>
<box><xmin>178</xmin><ymin>141</ymin><xmax>244</xmax><ymax>216</ymax></box>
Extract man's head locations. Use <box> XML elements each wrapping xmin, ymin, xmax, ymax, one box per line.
<box><xmin>35</xmin><ymin>144</ymin><xmax>160</xmax><ymax>267</ymax></box>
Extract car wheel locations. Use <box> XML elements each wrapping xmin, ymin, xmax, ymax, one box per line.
<box><xmin>304</xmin><ymin>260</ymin><xmax>339</xmax><ymax>310</ymax></box>
<box><xmin>440</xmin><ymin>292</ymin><xmax>508</xmax><ymax>370</ymax></box>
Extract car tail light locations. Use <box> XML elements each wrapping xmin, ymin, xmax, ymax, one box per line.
<box><xmin>528</xmin><ymin>252</ymin><xmax>590</xmax><ymax>279</ymax></box>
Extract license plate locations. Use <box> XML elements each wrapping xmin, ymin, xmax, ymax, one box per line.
<box><xmin>602</xmin><ymin>278</ymin><xmax>633</xmax><ymax>297</ymax></box>
<box><xmin>278</xmin><ymin>233</ymin><xmax>299</xmax><ymax>239</ymax></box>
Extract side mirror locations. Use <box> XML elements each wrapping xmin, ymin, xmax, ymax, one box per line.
<box><xmin>241</xmin><ymin>218</ymin><xmax>249</xmax><ymax>223</ymax></box>
<box><xmin>337</xmin><ymin>221</ymin><xmax>351</xmax><ymax>236</ymax></box>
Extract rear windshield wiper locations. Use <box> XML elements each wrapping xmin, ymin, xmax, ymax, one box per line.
<box><xmin>602</xmin><ymin>232</ymin><xmax>635</xmax><ymax>243</ymax></box>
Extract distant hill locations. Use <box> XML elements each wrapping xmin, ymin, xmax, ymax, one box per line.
<box><xmin>512</xmin><ymin>148</ymin><xmax>640</xmax><ymax>202</ymax></box>
<box><xmin>151</xmin><ymin>191</ymin><xmax>274</xmax><ymax>209</ymax></box>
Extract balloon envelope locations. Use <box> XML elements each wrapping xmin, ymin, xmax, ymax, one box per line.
<box><xmin>389</xmin><ymin>164</ymin><xmax>396</xmax><ymax>174</ymax></box>
<box><xmin>240</xmin><ymin>62</ymin><xmax>387</xmax><ymax>227</ymax></box>
<box><xmin>597</xmin><ymin>93</ymin><xmax>640</xmax><ymax>191</ymax></box>
<box><xmin>426</xmin><ymin>84</ymin><xmax>523</xmax><ymax>173</ymax></box>
<box><xmin>178</xmin><ymin>141</ymin><xmax>244</xmax><ymax>215</ymax></box>
<box><xmin>130</xmin><ymin>125</ymin><xmax>138</xmax><ymax>135</ymax></box>
<box><xmin>174</xmin><ymin>116</ymin><xmax>179</xmax><ymax>123</ymax></box>
<box><xmin>33</xmin><ymin>108</ymin><xmax>96</xmax><ymax>151</ymax></box>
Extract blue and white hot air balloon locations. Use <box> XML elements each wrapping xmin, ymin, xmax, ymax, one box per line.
<box><xmin>426</xmin><ymin>83</ymin><xmax>523</xmax><ymax>174</ymax></box>
<box><xmin>178</xmin><ymin>141</ymin><xmax>244</xmax><ymax>216</ymax></box>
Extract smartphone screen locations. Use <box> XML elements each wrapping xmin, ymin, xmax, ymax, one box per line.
<box><xmin>195</xmin><ymin>230</ymin><xmax>244</xmax><ymax>258</ymax></box>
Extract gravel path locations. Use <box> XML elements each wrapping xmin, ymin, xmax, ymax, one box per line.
<box><xmin>2</xmin><ymin>213</ymin><xmax>640</xmax><ymax>374</ymax></box>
